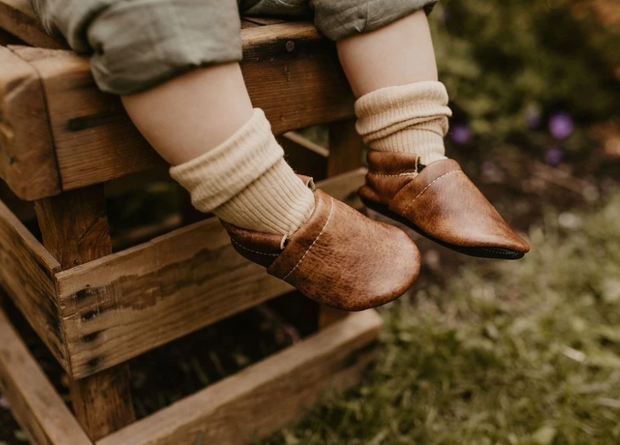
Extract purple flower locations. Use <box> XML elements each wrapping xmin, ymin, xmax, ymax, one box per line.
<box><xmin>451</xmin><ymin>124</ymin><xmax>472</xmax><ymax>145</ymax></box>
<box><xmin>545</xmin><ymin>146</ymin><xmax>564</xmax><ymax>166</ymax></box>
<box><xmin>549</xmin><ymin>113</ymin><xmax>574</xmax><ymax>140</ymax></box>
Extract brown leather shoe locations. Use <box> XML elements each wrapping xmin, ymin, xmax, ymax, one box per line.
<box><xmin>358</xmin><ymin>151</ymin><xmax>530</xmax><ymax>260</ymax></box>
<box><xmin>221</xmin><ymin>180</ymin><xmax>421</xmax><ymax>311</ymax></box>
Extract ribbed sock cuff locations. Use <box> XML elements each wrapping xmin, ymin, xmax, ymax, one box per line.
<box><xmin>169</xmin><ymin>108</ymin><xmax>283</xmax><ymax>211</ymax></box>
<box><xmin>169</xmin><ymin>108</ymin><xmax>314</xmax><ymax>236</ymax></box>
<box><xmin>215</xmin><ymin>159</ymin><xmax>315</xmax><ymax>236</ymax></box>
<box><xmin>355</xmin><ymin>81</ymin><xmax>452</xmax><ymax>163</ymax></box>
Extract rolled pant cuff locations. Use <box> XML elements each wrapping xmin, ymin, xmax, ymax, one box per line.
<box><xmin>87</xmin><ymin>0</ymin><xmax>242</xmax><ymax>95</ymax></box>
<box><xmin>312</xmin><ymin>0</ymin><xmax>438</xmax><ymax>42</ymax></box>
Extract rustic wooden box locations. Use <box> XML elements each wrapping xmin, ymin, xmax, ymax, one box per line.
<box><xmin>0</xmin><ymin>2</ymin><xmax>383</xmax><ymax>444</ymax></box>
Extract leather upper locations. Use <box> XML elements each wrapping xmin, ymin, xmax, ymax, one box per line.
<box><xmin>359</xmin><ymin>151</ymin><xmax>530</xmax><ymax>255</ymax></box>
<box><xmin>223</xmin><ymin>188</ymin><xmax>421</xmax><ymax>311</ymax></box>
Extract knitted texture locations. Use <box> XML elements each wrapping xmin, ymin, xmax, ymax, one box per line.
<box><xmin>355</xmin><ymin>81</ymin><xmax>453</xmax><ymax>164</ymax></box>
<box><xmin>169</xmin><ymin>109</ymin><xmax>315</xmax><ymax>236</ymax></box>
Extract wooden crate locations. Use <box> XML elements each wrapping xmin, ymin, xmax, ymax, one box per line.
<box><xmin>0</xmin><ymin>2</ymin><xmax>379</xmax><ymax>444</ymax></box>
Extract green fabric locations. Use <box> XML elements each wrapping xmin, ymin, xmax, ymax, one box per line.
<box><xmin>30</xmin><ymin>0</ymin><xmax>437</xmax><ymax>94</ymax></box>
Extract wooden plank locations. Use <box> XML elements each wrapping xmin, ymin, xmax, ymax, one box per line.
<box><xmin>0</xmin><ymin>27</ymin><xmax>22</xmax><ymax>44</ymax></box>
<box><xmin>278</xmin><ymin>132</ymin><xmax>328</xmax><ymax>181</ymax></box>
<box><xmin>35</xmin><ymin>185</ymin><xmax>136</xmax><ymax>440</ymax></box>
<box><xmin>0</xmin><ymin>302</ymin><xmax>93</xmax><ymax>445</ymax></box>
<box><xmin>0</xmin><ymin>0</ymin><xmax>64</xmax><ymax>48</ymax></box>
<box><xmin>3</xmin><ymin>22</ymin><xmax>354</xmax><ymax>196</ymax></box>
<box><xmin>0</xmin><ymin>45</ymin><xmax>61</xmax><ymax>200</ymax></box>
<box><xmin>54</xmin><ymin>170</ymin><xmax>366</xmax><ymax>379</ymax></box>
<box><xmin>0</xmin><ymin>197</ymin><xmax>66</xmax><ymax>366</ymax></box>
<box><xmin>98</xmin><ymin>309</ymin><xmax>382</xmax><ymax>445</ymax></box>
<box><xmin>327</xmin><ymin>119</ymin><xmax>366</xmax><ymax>177</ymax></box>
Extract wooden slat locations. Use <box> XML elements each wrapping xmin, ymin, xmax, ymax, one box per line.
<box><xmin>0</xmin><ymin>45</ymin><xmax>60</xmax><ymax>200</ymax></box>
<box><xmin>0</xmin><ymin>0</ymin><xmax>64</xmax><ymax>48</ymax></box>
<box><xmin>54</xmin><ymin>170</ymin><xmax>366</xmax><ymax>379</ymax></box>
<box><xmin>98</xmin><ymin>309</ymin><xmax>382</xmax><ymax>445</ymax></box>
<box><xmin>0</xmin><ymin>197</ymin><xmax>66</xmax><ymax>367</ymax></box>
<box><xmin>1</xmin><ymin>21</ymin><xmax>354</xmax><ymax>198</ymax></box>
<box><xmin>278</xmin><ymin>132</ymin><xmax>328</xmax><ymax>181</ymax></box>
<box><xmin>35</xmin><ymin>185</ymin><xmax>136</xmax><ymax>440</ymax></box>
<box><xmin>0</xmin><ymin>303</ymin><xmax>93</xmax><ymax>445</ymax></box>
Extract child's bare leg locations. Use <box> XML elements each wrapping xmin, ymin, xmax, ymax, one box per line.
<box><xmin>121</xmin><ymin>63</ymin><xmax>253</xmax><ymax>166</ymax></box>
<box><xmin>336</xmin><ymin>10</ymin><xmax>438</xmax><ymax>97</ymax></box>
<box><xmin>331</xmin><ymin>8</ymin><xmax>530</xmax><ymax>258</ymax></box>
<box><xmin>121</xmin><ymin>62</ymin><xmax>315</xmax><ymax>236</ymax></box>
<box><xmin>336</xmin><ymin>9</ymin><xmax>450</xmax><ymax>165</ymax></box>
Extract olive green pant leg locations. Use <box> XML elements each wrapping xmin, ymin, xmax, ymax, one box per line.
<box><xmin>30</xmin><ymin>0</ymin><xmax>243</xmax><ymax>95</ymax></box>
<box><xmin>309</xmin><ymin>0</ymin><xmax>438</xmax><ymax>41</ymax></box>
<box><xmin>239</xmin><ymin>0</ymin><xmax>438</xmax><ymax>41</ymax></box>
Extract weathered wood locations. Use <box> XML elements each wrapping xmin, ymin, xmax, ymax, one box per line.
<box><xmin>54</xmin><ymin>170</ymin><xmax>366</xmax><ymax>379</ymax></box>
<box><xmin>278</xmin><ymin>132</ymin><xmax>328</xmax><ymax>181</ymax></box>
<box><xmin>98</xmin><ymin>309</ymin><xmax>382</xmax><ymax>445</ymax></box>
<box><xmin>319</xmin><ymin>119</ymin><xmax>367</xmax><ymax>328</ymax></box>
<box><xmin>35</xmin><ymin>185</ymin><xmax>136</xmax><ymax>440</ymax></box>
<box><xmin>0</xmin><ymin>0</ymin><xmax>64</xmax><ymax>48</ymax></box>
<box><xmin>1</xmin><ymin>22</ymin><xmax>354</xmax><ymax>198</ymax></box>
<box><xmin>0</xmin><ymin>197</ymin><xmax>65</xmax><ymax>365</ymax></box>
<box><xmin>0</xmin><ymin>46</ymin><xmax>60</xmax><ymax>200</ymax></box>
<box><xmin>35</xmin><ymin>186</ymin><xmax>115</xmax><ymax>268</ymax></box>
<box><xmin>0</xmin><ymin>302</ymin><xmax>93</xmax><ymax>445</ymax></box>
<box><xmin>327</xmin><ymin>119</ymin><xmax>366</xmax><ymax>177</ymax></box>
<box><xmin>0</xmin><ymin>27</ymin><xmax>22</xmax><ymax>44</ymax></box>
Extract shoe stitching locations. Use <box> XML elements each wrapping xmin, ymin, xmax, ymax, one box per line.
<box><xmin>231</xmin><ymin>237</ymin><xmax>279</xmax><ymax>257</ymax></box>
<box><xmin>282</xmin><ymin>197</ymin><xmax>334</xmax><ymax>281</ymax></box>
<box><xmin>368</xmin><ymin>172</ymin><xmax>418</xmax><ymax>177</ymax></box>
<box><xmin>402</xmin><ymin>170</ymin><xmax>463</xmax><ymax>217</ymax></box>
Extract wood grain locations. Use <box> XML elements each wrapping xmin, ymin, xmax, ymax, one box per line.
<box><xmin>55</xmin><ymin>170</ymin><xmax>366</xmax><ymax>379</ymax></box>
<box><xmin>98</xmin><ymin>309</ymin><xmax>382</xmax><ymax>445</ymax></box>
<box><xmin>0</xmin><ymin>302</ymin><xmax>93</xmax><ymax>445</ymax></box>
<box><xmin>0</xmin><ymin>0</ymin><xmax>65</xmax><ymax>48</ymax></box>
<box><xmin>0</xmin><ymin>46</ymin><xmax>60</xmax><ymax>200</ymax></box>
<box><xmin>35</xmin><ymin>185</ymin><xmax>136</xmax><ymax>440</ymax></box>
<box><xmin>2</xmin><ymin>21</ymin><xmax>354</xmax><ymax>197</ymax></box>
<box><xmin>278</xmin><ymin>132</ymin><xmax>328</xmax><ymax>181</ymax></box>
<box><xmin>0</xmin><ymin>197</ymin><xmax>65</xmax><ymax>366</ymax></box>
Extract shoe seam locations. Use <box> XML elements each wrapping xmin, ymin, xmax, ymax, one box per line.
<box><xmin>402</xmin><ymin>170</ymin><xmax>463</xmax><ymax>216</ymax></box>
<box><xmin>231</xmin><ymin>237</ymin><xmax>279</xmax><ymax>257</ymax></box>
<box><xmin>368</xmin><ymin>172</ymin><xmax>418</xmax><ymax>177</ymax></box>
<box><xmin>282</xmin><ymin>197</ymin><xmax>334</xmax><ymax>281</ymax></box>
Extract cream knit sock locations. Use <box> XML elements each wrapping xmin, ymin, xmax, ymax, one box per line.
<box><xmin>355</xmin><ymin>81</ymin><xmax>453</xmax><ymax>165</ymax></box>
<box><xmin>169</xmin><ymin>109</ymin><xmax>315</xmax><ymax>236</ymax></box>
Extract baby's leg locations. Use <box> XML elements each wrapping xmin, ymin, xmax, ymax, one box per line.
<box><xmin>335</xmin><ymin>8</ymin><xmax>450</xmax><ymax>165</ymax></box>
<box><xmin>34</xmin><ymin>0</ymin><xmax>422</xmax><ymax>307</ymax></box>
<box><xmin>35</xmin><ymin>0</ymin><xmax>315</xmax><ymax>237</ymax></box>
<box><xmin>310</xmin><ymin>1</ymin><xmax>530</xmax><ymax>259</ymax></box>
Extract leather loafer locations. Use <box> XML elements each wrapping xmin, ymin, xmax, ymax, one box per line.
<box><xmin>358</xmin><ymin>151</ymin><xmax>530</xmax><ymax>260</ymax></box>
<box><xmin>221</xmin><ymin>178</ymin><xmax>421</xmax><ymax>311</ymax></box>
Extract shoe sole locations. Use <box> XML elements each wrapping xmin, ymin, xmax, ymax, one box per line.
<box><xmin>360</xmin><ymin>197</ymin><xmax>525</xmax><ymax>260</ymax></box>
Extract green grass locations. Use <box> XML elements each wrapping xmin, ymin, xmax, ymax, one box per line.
<box><xmin>257</xmin><ymin>193</ymin><xmax>620</xmax><ymax>445</ymax></box>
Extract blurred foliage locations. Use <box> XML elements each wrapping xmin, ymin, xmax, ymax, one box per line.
<box><xmin>258</xmin><ymin>190</ymin><xmax>620</xmax><ymax>445</ymax></box>
<box><xmin>431</xmin><ymin>0</ymin><xmax>620</xmax><ymax>143</ymax></box>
